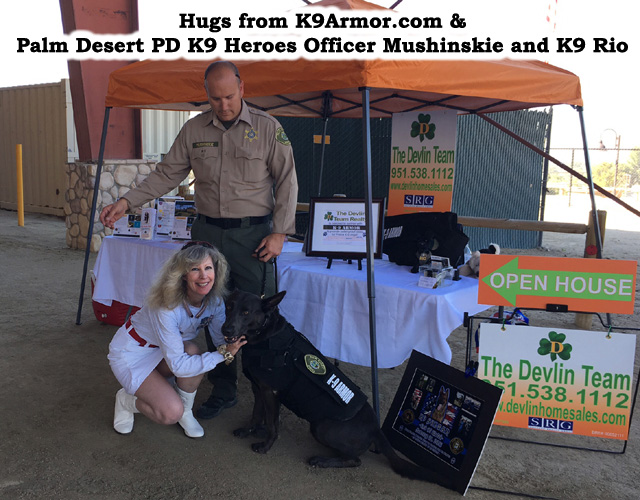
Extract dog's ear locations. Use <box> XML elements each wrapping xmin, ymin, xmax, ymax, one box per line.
<box><xmin>262</xmin><ymin>290</ymin><xmax>287</xmax><ymax>311</ymax></box>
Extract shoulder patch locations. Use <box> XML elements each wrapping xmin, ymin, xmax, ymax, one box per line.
<box><xmin>275</xmin><ymin>127</ymin><xmax>291</xmax><ymax>146</ymax></box>
<box><xmin>304</xmin><ymin>354</ymin><xmax>326</xmax><ymax>375</ymax></box>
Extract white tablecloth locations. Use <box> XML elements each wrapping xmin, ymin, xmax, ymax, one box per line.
<box><xmin>92</xmin><ymin>237</ymin><xmax>489</xmax><ymax>367</ymax></box>
<box><xmin>275</xmin><ymin>247</ymin><xmax>488</xmax><ymax>368</ymax></box>
<box><xmin>92</xmin><ymin>237</ymin><xmax>302</xmax><ymax>308</ymax></box>
<box><xmin>92</xmin><ymin>236</ymin><xmax>184</xmax><ymax>308</ymax></box>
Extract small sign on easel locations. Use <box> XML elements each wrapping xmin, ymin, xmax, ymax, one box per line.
<box><xmin>382</xmin><ymin>350</ymin><xmax>503</xmax><ymax>495</ymax></box>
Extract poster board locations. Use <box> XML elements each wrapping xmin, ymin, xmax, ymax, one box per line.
<box><xmin>387</xmin><ymin>110</ymin><xmax>458</xmax><ymax>216</ymax></box>
<box><xmin>306</xmin><ymin>197</ymin><xmax>385</xmax><ymax>260</ymax></box>
<box><xmin>382</xmin><ymin>350</ymin><xmax>503</xmax><ymax>495</ymax></box>
<box><xmin>478</xmin><ymin>323</ymin><xmax>635</xmax><ymax>440</ymax></box>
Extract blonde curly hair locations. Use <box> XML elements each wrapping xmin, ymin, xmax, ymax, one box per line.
<box><xmin>146</xmin><ymin>242</ymin><xmax>229</xmax><ymax>310</ymax></box>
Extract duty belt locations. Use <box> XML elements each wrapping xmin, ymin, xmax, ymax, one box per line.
<box><xmin>198</xmin><ymin>214</ymin><xmax>271</xmax><ymax>229</ymax></box>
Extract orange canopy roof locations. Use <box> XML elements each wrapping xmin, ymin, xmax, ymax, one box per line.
<box><xmin>105</xmin><ymin>0</ymin><xmax>581</xmax><ymax>117</ymax></box>
<box><xmin>105</xmin><ymin>58</ymin><xmax>582</xmax><ymax>118</ymax></box>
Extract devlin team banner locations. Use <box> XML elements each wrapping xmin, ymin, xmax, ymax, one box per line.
<box><xmin>387</xmin><ymin>110</ymin><xmax>458</xmax><ymax>216</ymax></box>
<box><xmin>478</xmin><ymin>324</ymin><xmax>635</xmax><ymax>440</ymax></box>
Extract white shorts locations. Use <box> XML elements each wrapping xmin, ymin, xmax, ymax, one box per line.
<box><xmin>107</xmin><ymin>324</ymin><xmax>164</xmax><ymax>395</ymax></box>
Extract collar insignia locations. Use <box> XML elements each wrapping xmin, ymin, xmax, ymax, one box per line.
<box><xmin>244</xmin><ymin>128</ymin><xmax>258</xmax><ymax>142</ymax></box>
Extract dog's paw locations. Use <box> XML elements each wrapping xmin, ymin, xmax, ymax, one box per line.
<box><xmin>233</xmin><ymin>427</ymin><xmax>252</xmax><ymax>438</ymax></box>
<box><xmin>251</xmin><ymin>441</ymin><xmax>272</xmax><ymax>454</ymax></box>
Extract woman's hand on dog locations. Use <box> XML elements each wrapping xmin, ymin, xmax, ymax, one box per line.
<box><xmin>226</xmin><ymin>337</ymin><xmax>247</xmax><ymax>356</ymax></box>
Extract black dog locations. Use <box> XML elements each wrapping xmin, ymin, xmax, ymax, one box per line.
<box><xmin>222</xmin><ymin>289</ymin><xmax>448</xmax><ymax>485</ymax></box>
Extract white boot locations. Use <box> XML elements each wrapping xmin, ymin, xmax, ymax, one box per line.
<box><xmin>114</xmin><ymin>388</ymin><xmax>138</xmax><ymax>434</ymax></box>
<box><xmin>175</xmin><ymin>386</ymin><xmax>204</xmax><ymax>438</ymax></box>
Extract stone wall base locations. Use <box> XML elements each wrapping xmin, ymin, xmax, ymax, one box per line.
<box><xmin>65</xmin><ymin>160</ymin><xmax>158</xmax><ymax>252</ymax></box>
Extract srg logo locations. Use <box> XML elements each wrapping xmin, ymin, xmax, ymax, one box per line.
<box><xmin>528</xmin><ymin>417</ymin><xmax>574</xmax><ymax>433</ymax></box>
<box><xmin>403</xmin><ymin>194</ymin><xmax>435</xmax><ymax>208</ymax></box>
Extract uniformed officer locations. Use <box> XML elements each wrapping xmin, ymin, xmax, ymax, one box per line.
<box><xmin>100</xmin><ymin>60</ymin><xmax>298</xmax><ymax>419</ymax></box>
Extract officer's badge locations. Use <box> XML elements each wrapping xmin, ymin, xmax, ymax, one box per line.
<box><xmin>304</xmin><ymin>354</ymin><xmax>326</xmax><ymax>375</ymax></box>
<box><xmin>244</xmin><ymin>128</ymin><xmax>258</xmax><ymax>142</ymax></box>
<box><xmin>276</xmin><ymin>127</ymin><xmax>291</xmax><ymax>146</ymax></box>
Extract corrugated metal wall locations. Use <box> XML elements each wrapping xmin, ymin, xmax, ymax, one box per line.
<box><xmin>141</xmin><ymin>109</ymin><xmax>191</xmax><ymax>161</ymax></box>
<box><xmin>1</xmin><ymin>81</ymin><xmax>68</xmax><ymax>216</ymax></box>
<box><xmin>452</xmin><ymin>110</ymin><xmax>552</xmax><ymax>250</ymax></box>
<box><xmin>0</xmin><ymin>83</ymin><xmax>190</xmax><ymax>216</ymax></box>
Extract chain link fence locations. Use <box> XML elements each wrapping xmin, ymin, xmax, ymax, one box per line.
<box><xmin>546</xmin><ymin>147</ymin><xmax>640</xmax><ymax>209</ymax></box>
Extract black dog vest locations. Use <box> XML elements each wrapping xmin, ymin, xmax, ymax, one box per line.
<box><xmin>241</xmin><ymin>321</ymin><xmax>367</xmax><ymax>423</ymax></box>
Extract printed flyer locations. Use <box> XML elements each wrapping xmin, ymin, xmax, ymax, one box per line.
<box><xmin>478</xmin><ymin>323</ymin><xmax>636</xmax><ymax>440</ymax></box>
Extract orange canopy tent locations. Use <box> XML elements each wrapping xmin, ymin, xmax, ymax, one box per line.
<box><xmin>78</xmin><ymin>50</ymin><xmax>604</xmax><ymax>417</ymax></box>
<box><xmin>78</xmin><ymin>54</ymin><xmax>599</xmax><ymax>417</ymax></box>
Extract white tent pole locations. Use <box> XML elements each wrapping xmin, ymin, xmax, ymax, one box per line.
<box><xmin>76</xmin><ymin>107</ymin><xmax>111</xmax><ymax>325</ymax></box>
<box><xmin>360</xmin><ymin>86</ymin><xmax>380</xmax><ymax>421</ymax></box>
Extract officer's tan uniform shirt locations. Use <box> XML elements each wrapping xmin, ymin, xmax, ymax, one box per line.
<box><xmin>124</xmin><ymin>102</ymin><xmax>298</xmax><ymax>235</ymax></box>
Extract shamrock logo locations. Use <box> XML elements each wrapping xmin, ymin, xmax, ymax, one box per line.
<box><xmin>324</xmin><ymin>212</ymin><xmax>334</xmax><ymax>221</ymax></box>
<box><xmin>410</xmin><ymin>114</ymin><xmax>437</xmax><ymax>142</ymax></box>
<box><xmin>538</xmin><ymin>331</ymin><xmax>572</xmax><ymax>361</ymax></box>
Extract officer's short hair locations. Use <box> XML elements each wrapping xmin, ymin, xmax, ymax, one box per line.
<box><xmin>204</xmin><ymin>61</ymin><xmax>240</xmax><ymax>82</ymax></box>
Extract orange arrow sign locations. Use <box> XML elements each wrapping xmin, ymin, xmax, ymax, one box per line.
<box><xmin>478</xmin><ymin>255</ymin><xmax>637</xmax><ymax>314</ymax></box>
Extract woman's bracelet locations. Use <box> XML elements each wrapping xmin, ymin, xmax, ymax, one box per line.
<box><xmin>217</xmin><ymin>344</ymin><xmax>234</xmax><ymax>365</ymax></box>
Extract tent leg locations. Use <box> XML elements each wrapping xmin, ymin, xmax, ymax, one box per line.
<box><xmin>316</xmin><ymin>91</ymin><xmax>333</xmax><ymax>196</ymax></box>
<box><xmin>538</xmin><ymin>107</ymin><xmax>554</xmax><ymax>247</ymax></box>
<box><xmin>75</xmin><ymin>107</ymin><xmax>111</xmax><ymax>325</ymax></box>
<box><xmin>317</xmin><ymin>118</ymin><xmax>329</xmax><ymax>196</ymax></box>
<box><xmin>577</xmin><ymin>106</ymin><xmax>613</xmax><ymax>328</ymax></box>
<box><xmin>576</xmin><ymin>107</ymin><xmax>604</xmax><ymax>259</ymax></box>
<box><xmin>360</xmin><ymin>87</ymin><xmax>380</xmax><ymax>422</ymax></box>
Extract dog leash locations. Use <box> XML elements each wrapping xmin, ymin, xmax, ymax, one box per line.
<box><xmin>260</xmin><ymin>257</ymin><xmax>278</xmax><ymax>298</ymax></box>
